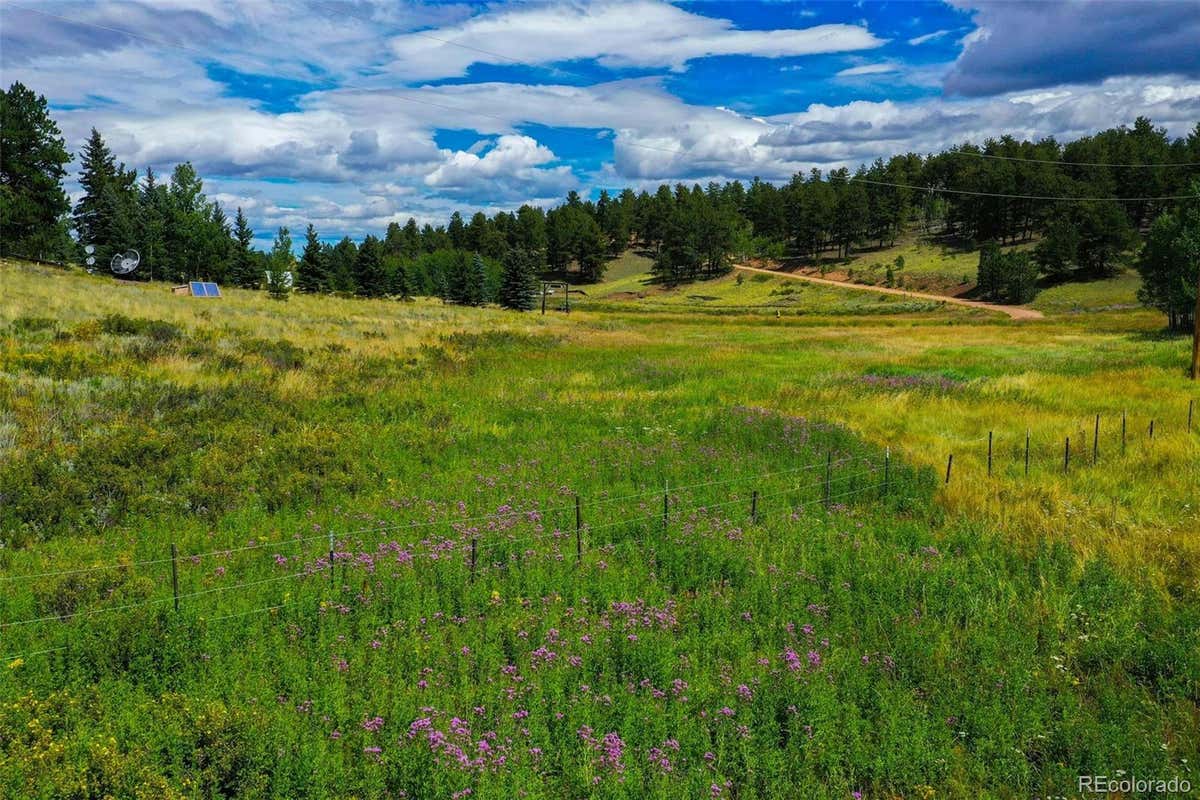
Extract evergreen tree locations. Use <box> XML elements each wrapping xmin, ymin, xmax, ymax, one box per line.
<box><xmin>499</xmin><ymin>247</ymin><xmax>537</xmax><ymax>310</ymax></box>
<box><xmin>138</xmin><ymin>167</ymin><xmax>167</xmax><ymax>281</ymax></box>
<box><xmin>574</xmin><ymin>213</ymin><xmax>608</xmax><ymax>283</ymax></box>
<box><xmin>1002</xmin><ymin>251</ymin><xmax>1040</xmax><ymax>305</ymax></box>
<box><xmin>386</xmin><ymin>256</ymin><xmax>411</xmax><ymax>299</ymax></box>
<box><xmin>73</xmin><ymin>127</ymin><xmax>138</xmax><ymax>268</ymax></box>
<box><xmin>0</xmin><ymin>81</ymin><xmax>73</xmax><ymax>260</ymax></box>
<box><xmin>1136</xmin><ymin>181</ymin><xmax>1200</xmax><ymax>331</ymax></box>
<box><xmin>515</xmin><ymin>204</ymin><xmax>547</xmax><ymax>266</ymax></box>
<box><xmin>1034</xmin><ymin>210</ymin><xmax>1082</xmax><ymax>276</ymax></box>
<box><xmin>447</xmin><ymin>211</ymin><xmax>466</xmax><ymax>249</ymax></box>
<box><xmin>353</xmin><ymin>235</ymin><xmax>387</xmax><ymax>297</ymax></box>
<box><xmin>266</xmin><ymin>226</ymin><xmax>294</xmax><ymax>300</ymax></box>
<box><xmin>976</xmin><ymin>241</ymin><xmax>1004</xmax><ymax>301</ymax></box>
<box><xmin>468</xmin><ymin>252</ymin><xmax>488</xmax><ymax>305</ymax></box>
<box><xmin>327</xmin><ymin>236</ymin><xmax>359</xmax><ymax>294</ymax></box>
<box><xmin>201</xmin><ymin>202</ymin><xmax>232</xmax><ymax>282</ymax></box>
<box><xmin>296</xmin><ymin>223</ymin><xmax>326</xmax><ymax>293</ymax></box>
<box><xmin>163</xmin><ymin>162</ymin><xmax>208</xmax><ymax>282</ymax></box>
<box><xmin>229</xmin><ymin>207</ymin><xmax>259</xmax><ymax>288</ymax></box>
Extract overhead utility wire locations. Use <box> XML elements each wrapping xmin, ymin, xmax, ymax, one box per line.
<box><xmin>846</xmin><ymin>176</ymin><xmax>1197</xmax><ymax>202</ymax></box>
<box><xmin>946</xmin><ymin>150</ymin><xmax>1200</xmax><ymax>168</ymax></box>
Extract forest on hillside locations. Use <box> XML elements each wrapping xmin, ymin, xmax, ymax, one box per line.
<box><xmin>2</xmin><ymin>80</ymin><xmax>1198</xmax><ymax>323</ymax></box>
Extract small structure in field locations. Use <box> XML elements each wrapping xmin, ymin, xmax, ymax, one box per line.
<box><xmin>173</xmin><ymin>281</ymin><xmax>222</xmax><ymax>297</ymax></box>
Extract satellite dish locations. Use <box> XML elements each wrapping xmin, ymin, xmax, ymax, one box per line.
<box><xmin>110</xmin><ymin>249</ymin><xmax>140</xmax><ymax>275</ymax></box>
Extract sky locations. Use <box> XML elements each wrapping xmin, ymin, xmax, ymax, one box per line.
<box><xmin>3</xmin><ymin>0</ymin><xmax>1200</xmax><ymax>248</ymax></box>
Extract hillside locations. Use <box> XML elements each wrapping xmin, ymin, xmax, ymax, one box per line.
<box><xmin>583</xmin><ymin>239</ymin><xmax>1146</xmax><ymax>321</ymax></box>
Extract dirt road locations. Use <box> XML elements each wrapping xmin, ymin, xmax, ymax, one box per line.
<box><xmin>733</xmin><ymin>264</ymin><xmax>1044</xmax><ymax>320</ymax></box>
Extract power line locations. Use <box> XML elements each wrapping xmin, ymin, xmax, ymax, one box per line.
<box><xmin>3</xmin><ymin>4</ymin><xmax>236</xmax><ymax>63</ymax></box>
<box><xmin>846</xmin><ymin>176</ymin><xmax>1198</xmax><ymax>202</ymax></box>
<box><xmin>946</xmin><ymin>150</ymin><xmax>1200</xmax><ymax>169</ymax></box>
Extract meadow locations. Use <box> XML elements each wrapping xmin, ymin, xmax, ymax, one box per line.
<box><xmin>1</xmin><ymin>257</ymin><xmax>1198</xmax><ymax>799</ymax></box>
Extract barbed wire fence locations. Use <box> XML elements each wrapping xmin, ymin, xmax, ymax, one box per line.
<box><xmin>1</xmin><ymin>399</ymin><xmax>1196</xmax><ymax>667</ymax></box>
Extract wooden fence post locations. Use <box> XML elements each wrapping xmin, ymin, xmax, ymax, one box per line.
<box><xmin>170</xmin><ymin>543</ymin><xmax>180</xmax><ymax>613</ymax></box>
<box><xmin>575</xmin><ymin>495</ymin><xmax>582</xmax><ymax>565</ymax></box>
<box><xmin>328</xmin><ymin>531</ymin><xmax>335</xmax><ymax>589</ymax></box>
<box><xmin>1149</xmin><ymin>419</ymin><xmax>1155</xmax><ymax>440</ymax></box>
<box><xmin>750</xmin><ymin>490</ymin><xmax>758</xmax><ymax>524</ymax></box>
<box><xmin>1064</xmin><ymin>436</ymin><xmax>1070</xmax><ymax>474</ymax></box>
<box><xmin>1190</xmin><ymin>399</ymin><xmax>1194</xmax><ymax>433</ymax></box>
<box><xmin>883</xmin><ymin>447</ymin><xmax>890</xmax><ymax>496</ymax></box>
<box><xmin>944</xmin><ymin>453</ymin><xmax>953</xmax><ymax>484</ymax></box>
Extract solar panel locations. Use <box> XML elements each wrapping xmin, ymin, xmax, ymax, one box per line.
<box><xmin>187</xmin><ymin>281</ymin><xmax>221</xmax><ymax>297</ymax></box>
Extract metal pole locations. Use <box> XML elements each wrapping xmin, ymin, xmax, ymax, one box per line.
<box><xmin>170</xmin><ymin>543</ymin><xmax>180</xmax><ymax>613</ymax></box>
<box><xmin>883</xmin><ymin>447</ymin><xmax>890</xmax><ymax>496</ymax></box>
<box><xmin>1122</xmin><ymin>411</ymin><xmax>1127</xmax><ymax>454</ymax></box>
<box><xmin>1149</xmin><ymin>419</ymin><xmax>1155</xmax><ymax>440</ymax></box>
<box><xmin>824</xmin><ymin>451</ymin><xmax>832</xmax><ymax>507</ymax></box>
<box><xmin>575</xmin><ymin>495</ymin><xmax>582</xmax><ymax>565</ymax></box>
<box><xmin>1024</xmin><ymin>430</ymin><xmax>1030</xmax><ymax>477</ymax></box>
<box><xmin>1190</xmin><ymin>399</ymin><xmax>1195</xmax><ymax>433</ymax></box>
<box><xmin>987</xmin><ymin>431</ymin><xmax>993</xmax><ymax>477</ymax></box>
<box><xmin>328</xmin><ymin>531</ymin><xmax>335</xmax><ymax>589</ymax></box>
<box><xmin>470</xmin><ymin>536</ymin><xmax>477</xmax><ymax>582</ymax></box>
<box><xmin>945</xmin><ymin>454</ymin><xmax>953</xmax><ymax>484</ymax></box>
<box><xmin>1093</xmin><ymin>414</ymin><xmax>1100</xmax><ymax>465</ymax></box>
<box><xmin>541</xmin><ymin>284</ymin><xmax>547</xmax><ymax>315</ymax></box>
<box><xmin>750</xmin><ymin>490</ymin><xmax>758</xmax><ymax>524</ymax></box>
<box><xmin>662</xmin><ymin>480</ymin><xmax>669</xmax><ymax>533</ymax></box>
<box><xmin>1064</xmin><ymin>436</ymin><xmax>1070</xmax><ymax>474</ymax></box>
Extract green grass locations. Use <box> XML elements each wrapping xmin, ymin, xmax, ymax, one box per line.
<box><xmin>1032</xmin><ymin>271</ymin><xmax>1143</xmax><ymax>313</ymax></box>
<box><xmin>583</xmin><ymin>261</ymin><xmax>981</xmax><ymax>318</ymax></box>
<box><xmin>1</xmin><ymin>259</ymin><xmax>1198</xmax><ymax>799</ymax></box>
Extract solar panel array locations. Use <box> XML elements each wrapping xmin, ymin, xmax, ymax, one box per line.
<box><xmin>189</xmin><ymin>281</ymin><xmax>222</xmax><ymax>297</ymax></box>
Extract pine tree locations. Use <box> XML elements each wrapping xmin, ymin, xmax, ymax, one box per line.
<box><xmin>229</xmin><ymin>207</ymin><xmax>259</xmax><ymax>288</ymax></box>
<box><xmin>296</xmin><ymin>223</ymin><xmax>326</xmax><ymax>293</ymax></box>
<box><xmin>387</xmin><ymin>257</ymin><xmax>411</xmax><ymax>299</ymax></box>
<box><xmin>976</xmin><ymin>241</ymin><xmax>1004</xmax><ymax>301</ymax></box>
<box><xmin>73</xmin><ymin>127</ymin><xmax>138</xmax><ymax>268</ymax></box>
<box><xmin>353</xmin><ymin>235</ymin><xmax>386</xmax><ymax>297</ymax></box>
<box><xmin>164</xmin><ymin>162</ymin><xmax>208</xmax><ymax>282</ymax></box>
<box><xmin>499</xmin><ymin>247</ymin><xmax>537</xmax><ymax>310</ymax></box>
<box><xmin>327</xmin><ymin>237</ymin><xmax>359</xmax><ymax>294</ymax></box>
<box><xmin>138</xmin><ymin>167</ymin><xmax>166</xmax><ymax>281</ymax></box>
<box><xmin>574</xmin><ymin>213</ymin><xmax>609</xmax><ymax>283</ymax></box>
<box><xmin>202</xmin><ymin>203</ymin><xmax>232</xmax><ymax>282</ymax></box>
<box><xmin>0</xmin><ymin>81</ymin><xmax>73</xmax><ymax>260</ymax></box>
<box><xmin>468</xmin><ymin>252</ymin><xmax>488</xmax><ymax>305</ymax></box>
<box><xmin>266</xmin><ymin>226</ymin><xmax>293</xmax><ymax>300</ymax></box>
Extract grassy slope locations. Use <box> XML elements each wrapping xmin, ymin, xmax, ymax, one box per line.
<box><xmin>1</xmin><ymin>259</ymin><xmax>1198</xmax><ymax>798</ymax></box>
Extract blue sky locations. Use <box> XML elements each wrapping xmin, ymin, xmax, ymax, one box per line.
<box><xmin>3</xmin><ymin>0</ymin><xmax>1199</xmax><ymax>247</ymax></box>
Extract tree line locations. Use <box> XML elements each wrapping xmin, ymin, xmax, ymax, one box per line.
<box><xmin>2</xmin><ymin>79</ymin><xmax>1197</xmax><ymax>322</ymax></box>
